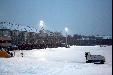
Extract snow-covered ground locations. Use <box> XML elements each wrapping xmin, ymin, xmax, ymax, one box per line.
<box><xmin>0</xmin><ymin>46</ymin><xmax>112</xmax><ymax>75</ymax></box>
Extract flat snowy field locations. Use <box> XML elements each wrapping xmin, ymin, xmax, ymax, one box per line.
<box><xmin>0</xmin><ymin>46</ymin><xmax>112</xmax><ymax>75</ymax></box>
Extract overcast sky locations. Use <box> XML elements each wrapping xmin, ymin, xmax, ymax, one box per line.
<box><xmin>0</xmin><ymin>0</ymin><xmax>112</xmax><ymax>35</ymax></box>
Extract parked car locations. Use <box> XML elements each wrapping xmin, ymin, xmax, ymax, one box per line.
<box><xmin>85</xmin><ymin>52</ymin><xmax>105</xmax><ymax>64</ymax></box>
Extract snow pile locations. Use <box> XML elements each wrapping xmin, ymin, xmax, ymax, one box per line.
<box><xmin>0</xmin><ymin>46</ymin><xmax>112</xmax><ymax>75</ymax></box>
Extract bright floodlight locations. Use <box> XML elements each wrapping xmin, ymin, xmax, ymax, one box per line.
<box><xmin>65</xmin><ymin>27</ymin><xmax>68</xmax><ymax>32</ymax></box>
<box><xmin>40</xmin><ymin>20</ymin><xmax>44</xmax><ymax>28</ymax></box>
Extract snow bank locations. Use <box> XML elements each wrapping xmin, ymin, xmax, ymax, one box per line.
<box><xmin>0</xmin><ymin>46</ymin><xmax>112</xmax><ymax>75</ymax></box>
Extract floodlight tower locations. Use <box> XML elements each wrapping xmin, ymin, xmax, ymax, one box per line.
<box><xmin>38</xmin><ymin>17</ymin><xmax>47</xmax><ymax>44</ymax></box>
<box><xmin>39</xmin><ymin>17</ymin><xmax>45</xmax><ymax>33</ymax></box>
<box><xmin>65</xmin><ymin>27</ymin><xmax>68</xmax><ymax>47</ymax></box>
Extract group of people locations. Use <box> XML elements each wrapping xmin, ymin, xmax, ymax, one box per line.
<box><xmin>17</xmin><ymin>43</ymin><xmax>62</xmax><ymax>50</ymax></box>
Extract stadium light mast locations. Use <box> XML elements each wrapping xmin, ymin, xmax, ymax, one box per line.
<box><xmin>39</xmin><ymin>16</ymin><xmax>45</xmax><ymax>33</ymax></box>
<box><xmin>65</xmin><ymin>27</ymin><xmax>68</xmax><ymax>47</ymax></box>
<box><xmin>38</xmin><ymin>16</ymin><xmax>46</xmax><ymax>44</ymax></box>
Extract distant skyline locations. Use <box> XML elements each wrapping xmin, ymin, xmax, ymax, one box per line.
<box><xmin>0</xmin><ymin>0</ymin><xmax>112</xmax><ymax>35</ymax></box>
